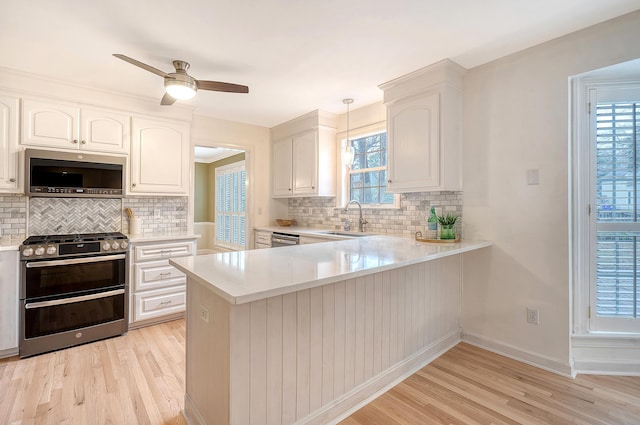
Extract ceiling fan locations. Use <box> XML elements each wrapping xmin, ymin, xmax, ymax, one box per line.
<box><xmin>113</xmin><ymin>54</ymin><xmax>249</xmax><ymax>105</ymax></box>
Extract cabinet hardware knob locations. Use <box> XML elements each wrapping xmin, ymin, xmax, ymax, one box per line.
<box><xmin>132</xmin><ymin>183</ymin><xmax>137</xmax><ymax>187</ymax></box>
<box><xmin>9</xmin><ymin>178</ymin><xmax>15</xmax><ymax>183</ymax></box>
<box><xmin>288</xmin><ymin>188</ymin><xmax>292</xmax><ymax>191</ymax></box>
<box><xmin>387</xmin><ymin>179</ymin><xmax>392</xmax><ymax>183</ymax></box>
<box><xmin>81</xmin><ymin>140</ymin><xmax>86</xmax><ymax>144</ymax></box>
<box><xmin>72</xmin><ymin>139</ymin><xmax>78</xmax><ymax>144</ymax></box>
<box><xmin>312</xmin><ymin>186</ymin><xmax>315</xmax><ymax>189</ymax></box>
<box><xmin>160</xmin><ymin>300</ymin><xmax>172</xmax><ymax>305</ymax></box>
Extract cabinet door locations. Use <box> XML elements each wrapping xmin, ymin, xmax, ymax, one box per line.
<box><xmin>0</xmin><ymin>95</ymin><xmax>21</xmax><ymax>192</ymax></box>
<box><xmin>22</xmin><ymin>99</ymin><xmax>79</xmax><ymax>149</ymax></box>
<box><xmin>0</xmin><ymin>251</ymin><xmax>19</xmax><ymax>353</ymax></box>
<box><xmin>292</xmin><ymin>129</ymin><xmax>318</xmax><ymax>195</ymax></box>
<box><xmin>131</xmin><ymin>117</ymin><xmax>190</xmax><ymax>195</ymax></box>
<box><xmin>272</xmin><ymin>138</ymin><xmax>293</xmax><ymax>197</ymax></box>
<box><xmin>386</xmin><ymin>92</ymin><xmax>440</xmax><ymax>193</ymax></box>
<box><xmin>81</xmin><ymin>107</ymin><xmax>130</xmax><ymax>153</ymax></box>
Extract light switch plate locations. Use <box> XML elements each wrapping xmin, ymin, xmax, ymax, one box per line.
<box><xmin>527</xmin><ymin>169</ymin><xmax>540</xmax><ymax>185</ymax></box>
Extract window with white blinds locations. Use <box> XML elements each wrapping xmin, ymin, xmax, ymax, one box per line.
<box><xmin>215</xmin><ymin>161</ymin><xmax>246</xmax><ymax>250</ymax></box>
<box><xmin>592</xmin><ymin>88</ymin><xmax>640</xmax><ymax>331</ymax></box>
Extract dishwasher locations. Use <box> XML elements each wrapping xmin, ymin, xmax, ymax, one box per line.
<box><xmin>271</xmin><ymin>232</ymin><xmax>300</xmax><ymax>247</ymax></box>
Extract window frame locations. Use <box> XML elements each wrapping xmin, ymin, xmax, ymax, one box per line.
<box><xmin>572</xmin><ymin>78</ymin><xmax>640</xmax><ymax>335</ymax></box>
<box><xmin>336</xmin><ymin>121</ymin><xmax>400</xmax><ymax>209</ymax></box>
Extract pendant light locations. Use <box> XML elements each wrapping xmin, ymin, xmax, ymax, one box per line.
<box><xmin>342</xmin><ymin>98</ymin><xmax>355</xmax><ymax>167</ymax></box>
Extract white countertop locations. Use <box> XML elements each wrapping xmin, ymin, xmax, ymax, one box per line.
<box><xmin>127</xmin><ymin>232</ymin><xmax>200</xmax><ymax>243</ymax></box>
<box><xmin>171</xmin><ymin>235</ymin><xmax>492</xmax><ymax>305</ymax></box>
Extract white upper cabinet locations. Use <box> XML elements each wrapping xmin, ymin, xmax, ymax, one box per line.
<box><xmin>22</xmin><ymin>98</ymin><xmax>130</xmax><ymax>154</ymax></box>
<box><xmin>380</xmin><ymin>59</ymin><xmax>465</xmax><ymax>193</ymax></box>
<box><xmin>130</xmin><ymin>116</ymin><xmax>190</xmax><ymax>195</ymax></box>
<box><xmin>272</xmin><ymin>138</ymin><xmax>293</xmax><ymax>196</ymax></box>
<box><xmin>0</xmin><ymin>94</ymin><xmax>21</xmax><ymax>193</ymax></box>
<box><xmin>80</xmin><ymin>107</ymin><xmax>130</xmax><ymax>153</ymax></box>
<box><xmin>271</xmin><ymin>110</ymin><xmax>336</xmax><ymax>198</ymax></box>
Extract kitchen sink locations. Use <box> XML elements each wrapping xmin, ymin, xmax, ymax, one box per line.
<box><xmin>320</xmin><ymin>231</ymin><xmax>371</xmax><ymax>237</ymax></box>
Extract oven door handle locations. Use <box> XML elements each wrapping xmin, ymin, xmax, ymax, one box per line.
<box><xmin>24</xmin><ymin>288</ymin><xmax>125</xmax><ymax>309</ymax></box>
<box><xmin>25</xmin><ymin>254</ymin><xmax>126</xmax><ymax>268</ymax></box>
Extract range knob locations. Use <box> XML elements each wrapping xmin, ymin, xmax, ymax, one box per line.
<box><xmin>35</xmin><ymin>246</ymin><xmax>45</xmax><ymax>256</ymax></box>
<box><xmin>102</xmin><ymin>241</ymin><xmax>111</xmax><ymax>251</ymax></box>
<box><xmin>46</xmin><ymin>245</ymin><xmax>57</xmax><ymax>255</ymax></box>
<box><xmin>22</xmin><ymin>247</ymin><xmax>34</xmax><ymax>257</ymax></box>
<box><xmin>111</xmin><ymin>241</ymin><xmax>120</xmax><ymax>250</ymax></box>
<box><xmin>120</xmin><ymin>241</ymin><xmax>128</xmax><ymax>250</ymax></box>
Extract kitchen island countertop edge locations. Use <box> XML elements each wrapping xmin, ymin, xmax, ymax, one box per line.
<box><xmin>170</xmin><ymin>235</ymin><xmax>491</xmax><ymax>305</ymax></box>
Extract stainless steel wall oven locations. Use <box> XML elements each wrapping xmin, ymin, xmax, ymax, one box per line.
<box><xmin>19</xmin><ymin>232</ymin><xmax>129</xmax><ymax>357</ymax></box>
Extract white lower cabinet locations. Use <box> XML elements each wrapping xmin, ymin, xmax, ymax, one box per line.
<box><xmin>0</xmin><ymin>251</ymin><xmax>19</xmax><ymax>356</ymax></box>
<box><xmin>129</xmin><ymin>238</ymin><xmax>196</xmax><ymax>327</ymax></box>
<box><xmin>254</xmin><ymin>230</ymin><xmax>272</xmax><ymax>249</ymax></box>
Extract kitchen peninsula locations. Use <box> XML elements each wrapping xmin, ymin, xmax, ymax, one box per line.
<box><xmin>171</xmin><ymin>235</ymin><xmax>491</xmax><ymax>425</ymax></box>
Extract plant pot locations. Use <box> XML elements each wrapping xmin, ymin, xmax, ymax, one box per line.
<box><xmin>440</xmin><ymin>224</ymin><xmax>456</xmax><ymax>240</ymax></box>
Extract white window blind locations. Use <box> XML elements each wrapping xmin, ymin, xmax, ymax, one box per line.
<box><xmin>593</xmin><ymin>96</ymin><xmax>640</xmax><ymax>327</ymax></box>
<box><xmin>215</xmin><ymin>161</ymin><xmax>246</xmax><ymax>250</ymax></box>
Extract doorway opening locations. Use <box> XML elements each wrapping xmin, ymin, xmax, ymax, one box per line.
<box><xmin>194</xmin><ymin>146</ymin><xmax>246</xmax><ymax>254</ymax></box>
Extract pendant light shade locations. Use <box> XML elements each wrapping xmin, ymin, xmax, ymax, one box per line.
<box><xmin>342</xmin><ymin>98</ymin><xmax>354</xmax><ymax>167</ymax></box>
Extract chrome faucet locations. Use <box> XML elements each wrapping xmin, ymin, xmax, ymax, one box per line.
<box><xmin>343</xmin><ymin>200</ymin><xmax>368</xmax><ymax>232</ymax></box>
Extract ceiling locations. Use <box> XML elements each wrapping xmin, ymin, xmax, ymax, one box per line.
<box><xmin>1</xmin><ymin>1</ymin><xmax>638</xmax><ymax>128</ymax></box>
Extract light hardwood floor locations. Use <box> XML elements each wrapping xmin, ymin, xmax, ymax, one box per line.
<box><xmin>341</xmin><ymin>343</ymin><xmax>640</xmax><ymax>425</ymax></box>
<box><xmin>0</xmin><ymin>319</ymin><xmax>187</xmax><ymax>425</ymax></box>
<box><xmin>2</xmin><ymin>320</ymin><xmax>639</xmax><ymax>425</ymax></box>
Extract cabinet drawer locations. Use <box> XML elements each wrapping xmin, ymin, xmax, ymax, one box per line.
<box><xmin>134</xmin><ymin>240</ymin><xmax>195</xmax><ymax>262</ymax></box>
<box><xmin>134</xmin><ymin>260</ymin><xmax>185</xmax><ymax>291</ymax></box>
<box><xmin>255</xmin><ymin>231</ymin><xmax>272</xmax><ymax>246</ymax></box>
<box><xmin>133</xmin><ymin>287</ymin><xmax>185</xmax><ymax>322</ymax></box>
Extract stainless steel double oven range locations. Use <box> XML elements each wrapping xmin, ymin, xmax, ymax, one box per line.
<box><xmin>19</xmin><ymin>232</ymin><xmax>129</xmax><ymax>358</ymax></box>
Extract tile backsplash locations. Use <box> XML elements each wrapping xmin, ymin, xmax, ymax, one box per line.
<box><xmin>0</xmin><ymin>195</ymin><xmax>27</xmax><ymax>239</ymax></box>
<box><xmin>29</xmin><ymin>198</ymin><xmax>121</xmax><ymax>235</ymax></box>
<box><xmin>123</xmin><ymin>197</ymin><xmax>188</xmax><ymax>234</ymax></box>
<box><xmin>0</xmin><ymin>194</ymin><xmax>188</xmax><ymax>238</ymax></box>
<box><xmin>288</xmin><ymin>192</ymin><xmax>463</xmax><ymax>238</ymax></box>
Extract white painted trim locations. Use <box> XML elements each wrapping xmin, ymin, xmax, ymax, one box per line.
<box><xmin>462</xmin><ymin>332</ymin><xmax>575</xmax><ymax>378</ymax></box>
<box><xmin>300</xmin><ymin>331</ymin><xmax>460</xmax><ymax>425</ymax></box>
<box><xmin>0</xmin><ymin>347</ymin><xmax>18</xmax><ymax>359</ymax></box>
<box><xmin>572</xmin><ymin>334</ymin><xmax>640</xmax><ymax>375</ymax></box>
<box><xmin>183</xmin><ymin>395</ymin><xmax>206</xmax><ymax>425</ymax></box>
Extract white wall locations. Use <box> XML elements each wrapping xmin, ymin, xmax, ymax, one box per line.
<box><xmin>461</xmin><ymin>10</ymin><xmax>640</xmax><ymax>374</ymax></box>
<box><xmin>190</xmin><ymin>115</ymin><xmax>274</xmax><ymax>248</ymax></box>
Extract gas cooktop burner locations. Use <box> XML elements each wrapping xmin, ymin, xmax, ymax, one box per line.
<box><xmin>22</xmin><ymin>232</ymin><xmax>128</xmax><ymax>245</ymax></box>
<box><xmin>20</xmin><ymin>232</ymin><xmax>129</xmax><ymax>260</ymax></box>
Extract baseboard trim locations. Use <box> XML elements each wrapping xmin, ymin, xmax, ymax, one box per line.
<box><xmin>572</xmin><ymin>334</ymin><xmax>640</xmax><ymax>375</ymax></box>
<box><xmin>0</xmin><ymin>347</ymin><xmax>18</xmax><ymax>359</ymax></box>
<box><xmin>183</xmin><ymin>394</ymin><xmax>207</xmax><ymax>425</ymax></box>
<box><xmin>298</xmin><ymin>330</ymin><xmax>461</xmax><ymax>425</ymax></box>
<box><xmin>462</xmin><ymin>332</ymin><xmax>574</xmax><ymax>378</ymax></box>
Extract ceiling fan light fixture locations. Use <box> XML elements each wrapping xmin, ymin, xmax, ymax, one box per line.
<box><xmin>165</xmin><ymin>78</ymin><xmax>197</xmax><ymax>100</ymax></box>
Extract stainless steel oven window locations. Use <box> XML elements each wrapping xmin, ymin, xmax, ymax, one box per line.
<box><xmin>22</xmin><ymin>254</ymin><xmax>126</xmax><ymax>299</ymax></box>
<box><xmin>22</xmin><ymin>290</ymin><xmax>125</xmax><ymax>339</ymax></box>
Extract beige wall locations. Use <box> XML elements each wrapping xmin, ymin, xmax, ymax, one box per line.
<box><xmin>461</xmin><ymin>10</ymin><xmax>640</xmax><ymax>372</ymax></box>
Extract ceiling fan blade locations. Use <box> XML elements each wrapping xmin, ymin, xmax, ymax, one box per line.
<box><xmin>196</xmin><ymin>80</ymin><xmax>249</xmax><ymax>93</ymax></box>
<box><xmin>160</xmin><ymin>93</ymin><xmax>177</xmax><ymax>105</ymax></box>
<box><xmin>113</xmin><ymin>54</ymin><xmax>169</xmax><ymax>78</ymax></box>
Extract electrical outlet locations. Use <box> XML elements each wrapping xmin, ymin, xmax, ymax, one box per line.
<box><xmin>154</xmin><ymin>209</ymin><xmax>161</xmax><ymax>218</ymax></box>
<box><xmin>527</xmin><ymin>307</ymin><xmax>539</xmax><ymax>325</ymax></box>
<box><xmin>199</xmin><ymin>305</ymin><xmax>210</xmax><ymax>323</ymax></box>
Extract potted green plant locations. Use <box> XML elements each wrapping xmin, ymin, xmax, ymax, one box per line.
<box><xmin>437</xmin><ymin>214</ymin><xmax>458</xmax><ymax>240</ymax></box>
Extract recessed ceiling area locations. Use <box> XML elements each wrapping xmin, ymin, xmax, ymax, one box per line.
<box><xmin>1</xmin><ymin>1</ymin><xmax>638</xmax><ymax>128</ymax></box>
